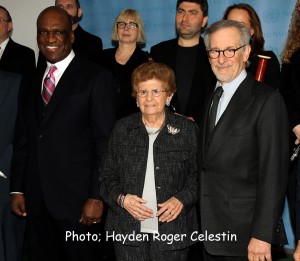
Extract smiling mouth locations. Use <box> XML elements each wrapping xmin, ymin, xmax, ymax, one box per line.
<box><xmin>45</xmin><ymin>46</ymin><xmax>59</xmax><ymax>51</ymax></box>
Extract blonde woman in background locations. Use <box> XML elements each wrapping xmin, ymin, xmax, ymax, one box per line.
<box><xmin>98</xmin><ymin>9</ymin><xmax>150</xmax><ymax>119</ymax></box>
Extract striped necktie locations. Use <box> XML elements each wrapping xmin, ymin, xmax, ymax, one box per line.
<box><xmin>42</xmin><ymin>65</ymin><xmax>57</xmax><ymax>106</ymax></box>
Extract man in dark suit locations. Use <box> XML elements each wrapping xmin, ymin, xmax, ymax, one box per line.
<box><xmin>198</xmin><ymin>20</ymin><xmax>289</xmax><ymax>260</ymax></box>
<box><xmin>0</xmin><ymin>70</ymin><xmax>25</xmax><ymax>261</ymax></box>
<box><xmin>10</xmin><ymin>6</ymin><xmax>117</xmax><ymax>261</ymax></box>
<box><xmin>37</xmin><ymin>0</ymin><xmax>102</xmax><ymax>66</ymax></box>
<box><xmin>0</xmin><ymin>6</ymin><xmax>35</xmax><ymax>75</ymax></box>
<box><xmin>150</xmin><ymin>0</ymin><xmax>215</xmax><ymax>123</ymax></box>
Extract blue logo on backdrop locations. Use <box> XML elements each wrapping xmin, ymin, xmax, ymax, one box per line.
<box><xmin>262</xmin><ymin>8</ymin><xmax>280</xmax><ymax>23</ymax></box>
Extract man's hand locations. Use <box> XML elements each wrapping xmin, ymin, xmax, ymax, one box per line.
<box><xmin>11</xmin><ymin>194</ymin><xmax>27</xmax><ymax>217</ymax></box>
<box><xmin>248</xmin><ymin>237</ymin><xmax>271</xmax><ymax>261</ymax></box>
<box><xmin>294</xmin><ymin>240</ymin><xmax>300</xmax><ymax>260</ymax></box>
<box><xmin>293</xmin><ymin>124</ymin><xmax>300</xmax><ymax>144</ymax></box>
<box><xmin>79</xmin><ymin>198</ymin><xmax>103</xmax><ymax>226</ymax></box>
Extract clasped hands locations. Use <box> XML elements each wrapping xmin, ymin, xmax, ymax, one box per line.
<box><xmin>123</xmin><ymin>194</ymin><xmax>183</xmax><ymax>222</ymax></box>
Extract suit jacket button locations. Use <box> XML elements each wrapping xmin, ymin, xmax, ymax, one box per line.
<box><xmin>38</xmin><ymin>134</ymin><xmax>43</xmax><ymax>138</ymax></box>
<box><xmin>156</xmin><ymin>166</ymin><xmax>160</xmax><ymax>170</ymax></box>
<box><xmin>156</xmin><ymin>186</ymin><xmax>161</xmax><ymax>189</ymax></box>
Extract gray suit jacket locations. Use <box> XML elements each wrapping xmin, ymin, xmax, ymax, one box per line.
<box><xmin>100</xmin><ymin>109</ymin><xmax>198</xmax><ymax>250</ymax></box>
<box><xmin>198</xmin><ymin>73</ymin><xmax>289</xmax><ymax>256</ymax></box>
<box><xmin>0</xmin><ymin>70</ymin><xmax>21</xmax><ymax>203</ymax></box>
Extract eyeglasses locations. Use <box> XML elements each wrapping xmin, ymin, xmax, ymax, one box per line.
<box><xmin>136</xmin><ymin>89</ymin><xmax>167</xmax><ymax>97</ymax></box>
<box><xmin>207</xmin><ymin>44</ymin><xmax>246</xmax><ymax>59</ymax></box>
<box><xmin>0</xmin><ymin>18</ymin><xmax>9</xmax><ymax>23</ymax></box>
<box><xmin>116</xmin><ymin>22</ymin><xmax>139</xmax><ymax>29</ymax></box>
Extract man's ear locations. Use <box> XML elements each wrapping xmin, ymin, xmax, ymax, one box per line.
<box><xmin>202</xmin><ymin>16</ymin><xmax>208</xmax><ymax>28</ymax></box>
<box><xmin>243</xmin><ymin>44</ymin><xmax>251</xmax><ymax>63</ymax></box>
<box><xmin>70</xmin><ymin>31</ymin><xmax>75</xmax><ymax>44</ymax></box>
<box><xmin>7</xmin><ymin>21</ymin><xmax>13</xmax><ymax>33</ymax></box>
<box><xmin>78</xmin><ymin>7</ymin><xmax>83</xmax><ymax>18</ymax></box>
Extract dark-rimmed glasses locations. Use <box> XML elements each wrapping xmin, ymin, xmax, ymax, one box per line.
<box><xmin>116</xmin><ymin>22</ymin><xmax>139</xmax><ymax>30</ymax></box>
<box><xmin>207</xmin><ymin>44</ymin><xmax>246</xmax><ymax>59</ymax></box>
<box><xmin>137</xmin><ymin>89</ymin><xmax>167</xmax><ymax>97</ymax></box>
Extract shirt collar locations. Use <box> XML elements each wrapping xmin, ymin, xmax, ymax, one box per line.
<box><xmin>215</xmin><ymin>69</ymin><xmax>247</xmax><ymax>94</ymax></box>
<box><xmin>46</xmin><ymin>50</ymin><xmax>75</xmax><ymax>73</ymax></box>
<box><xmin>0</xmin><ymin>37</ymin><xmax>10</xmax><ymax>56</ymax></box>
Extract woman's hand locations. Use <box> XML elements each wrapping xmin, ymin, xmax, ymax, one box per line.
<box><xmin>157</xmin><ymin>196</ymin><xmax>183</xmax><ymax>223</ymax></box>
<box><xmin>123</xmin><ymin>194</ymin><xmax>153</xmax><ymax>221</ymax></box>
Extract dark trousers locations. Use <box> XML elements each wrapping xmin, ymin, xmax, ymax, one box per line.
<box><xmin>114</xmin><ymin>236</ymin><xmax>189</xmax><ymax>261</ymax></box>
<box><xmin>0</xmin><ymin>193</ymin><xmax>25</xmax><ymax>261</ymax></box>
<box><xmin>25</xmin><ymin>203</ymin><xmax>103</xmax><ymax>261</ymax></box>
<box><xmin>203</xmin><ymin>248</ymin><xmax>248</xmax><ymax>261</ymax></box>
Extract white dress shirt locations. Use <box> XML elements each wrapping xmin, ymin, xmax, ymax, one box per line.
<box><xmin>215</xmin><ymin>69</ymin><xmax>247</xmax><ymax>124</ymax></box>
<box><xmin>41</xmin><ymin>50</ymin><xmax>75</xmax><ymax>91</ymax></box>
<box><xmin>0</xmin><ymin>37</ymin><xmax>9</xmax><ymax>60</ymax></box>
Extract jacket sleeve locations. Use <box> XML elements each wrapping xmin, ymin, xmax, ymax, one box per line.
<box><xmin>89</xmin><ymin>69</ymin><xmax>118</xmax><ymax>199</ymax></box>
<box><xmin>249</xmin><ymin>91</ymin><xmax>289</xmax><ymax>244</ymax></box>
<box><xmin>174</xmin><ymin>122</ymin><xmax>199</xmax><ymax>213</ymax></box>
<box><xmin>98</xmin><ymin>125</ymin><xmax>123</xmax><ymax>214</ymax></box>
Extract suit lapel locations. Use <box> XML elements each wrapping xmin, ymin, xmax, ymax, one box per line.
<box><xmin>41</xmin><ymin>57</ymin><xmax>80</xmax><ymax>127</ymax></box>
<box><xmin>204</xmin><ymin>75</ymin><xmax>255</xmax><ymax>164</ymax></box>
<box><xmin>0</xmin><ymin>38</ymin><xmax>14</xmax><ymax>67</ymax></box>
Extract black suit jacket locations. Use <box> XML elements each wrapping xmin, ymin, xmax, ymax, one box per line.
<box><xmin>10</xmin><ymin>55</ymin><xmax>117</xmax><ymax>220</ymax></box>
<box><xmin>98</xmin><ymin>46</ymin><xmax>149</xmax><ymax>119</ymax></box>
<box><xmin>150</xmin><ymin>37</ymin><xmax>216</xmax><ymax>122</ymax></box>
<box><xmin>0</xmin><ymin>38</ymin><xmax>35</xmax><ymax>75</ymax></box>
<box><xmin>0</xmin><ymin>71</ymin><xmax>21</xmax><ymax>204</ymax></box>
<box><xmin>198</xmin><ymin>74</ymin><xmax>289</xmax><ymax>256</ymax></box>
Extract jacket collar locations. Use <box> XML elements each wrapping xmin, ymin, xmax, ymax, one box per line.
<box><xmin>128</xmin><ymin>108</ymin><xmax>181</xmax><ymax>136</ymax></box>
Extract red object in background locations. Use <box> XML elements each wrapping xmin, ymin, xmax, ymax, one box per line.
<box><xmin>255</xmin><ymin>55</ymin><xmax>271</xmax><ymax>82</ymax></box>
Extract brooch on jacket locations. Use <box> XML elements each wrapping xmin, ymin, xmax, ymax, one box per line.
<box><xmin>167</xmin><ymin>124</ymin><xmax>180</xmax><ymax>135</ymax></box>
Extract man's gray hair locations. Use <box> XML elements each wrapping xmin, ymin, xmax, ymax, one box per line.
<box><xmin>204</xmin><ymin>20</ymin><xmax>251</xmax><ymax>49</ymax></box>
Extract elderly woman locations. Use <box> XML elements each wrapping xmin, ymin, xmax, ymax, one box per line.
<box><xmin>99</xmin><ymin>62</ymin><xmax>198</xmax><ymax>261</ymax></box>
<box><xmin>98</xmin><ymin>9</ymin><xmax>150</xmax><ymax>119</ymax></box>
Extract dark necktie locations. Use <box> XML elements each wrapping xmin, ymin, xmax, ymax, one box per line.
<box><xmin>42</xmin><ymin>66</ymin><xmax>57</xmax><ymax>106</ymax></box>
<box><xmin>207</xmin><ymin>86</ymin><xmax>223</xmax><ymax>137</ymax></box>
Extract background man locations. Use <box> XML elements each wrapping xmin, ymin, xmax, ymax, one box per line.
<box><xmin>199</xmin><ymin>20</ymin><xmax>289</xmax><ymax>260</ymax></box>
<box><xmin>150</xmin><ymin>0</ymin><xmax>215</xmax><ymax>123</ymax></box>
<box><xmin>10</xmin><ymin>6</ymin><xmax>117</xmax><ymax>261</ymax></box>
<box><xmin>0</xmin><ymin>70</ymin><xmax>24</xmax><ymax>261</ymax></box>
<box><xmin>0</xmin><ymin>6</ymin><xmax>35</xmax><ymax>75</ymax></box>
